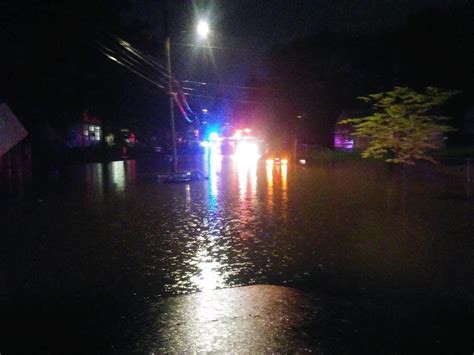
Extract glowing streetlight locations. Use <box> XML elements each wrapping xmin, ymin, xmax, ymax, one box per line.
<box><xmin>197</xmin><ymin>20</ymin><xmax>210</xmax><ymax>39</ymax></box>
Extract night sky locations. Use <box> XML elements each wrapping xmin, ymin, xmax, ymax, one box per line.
<box><xmin>168</xmin><ymin>0</ymin><xmax>470</xmax><ymax>82</ymax></box>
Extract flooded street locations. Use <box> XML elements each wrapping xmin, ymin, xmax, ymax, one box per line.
<box><xmin>2</xmin><ymin>153</ymin><xmax>474</xmax><ymax>352</ymax></box>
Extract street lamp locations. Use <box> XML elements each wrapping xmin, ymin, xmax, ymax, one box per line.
<box><xmin>196</xmin><ymin>20</ymin><xmax>210</xmax><ymax>39</ymax></box>
<box><xmin>166</xmin><ymin>20</ymin><xmax>210</xmax><ymax>173</ymax></box>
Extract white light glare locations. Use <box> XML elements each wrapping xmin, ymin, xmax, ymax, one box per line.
<box><xmin>197</xmin><ymin>21</ymin><xmax>210</xmax><ymax>38</ymax></box>
<box><xmin>235</xmin><ymin>142</ymin><xmax>260</xmax><ymax>159</ymax></box>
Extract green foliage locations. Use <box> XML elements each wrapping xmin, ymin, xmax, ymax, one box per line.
<box><xmin>340</xmin><ymin>86</ymin><xmax>460</xmax><ymax>165</ymax></box>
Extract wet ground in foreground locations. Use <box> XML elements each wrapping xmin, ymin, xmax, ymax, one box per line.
<box><xmin>1</xmin><ymin>156</ymin><xmax>474</xmax><ymax>353</ymax></box>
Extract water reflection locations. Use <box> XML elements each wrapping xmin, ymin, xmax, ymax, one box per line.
<box><xmin>264</xmin><ymin>159</ymin><xmax>289</xmax><ymax>220</ymax></box>
<box><xmin>280</xmin><ymin>162</ymin><xmax>289</xmax><ymax>222</ymax></box>
<box><xmin>84</xmin><ymin>163</ymin><xmax>104</xmax><ymax>201</ymax></box>
<box><xmin>281</xmin><ymin>162</ymin><xmax>288</xmax><ymax>192</ymax></box>
<box><xmin>207</xmin><ymin>144</ymin><xmax>222</xmax><ymax>200</ymax></box>
<box><xmin>190</xmin><ymin>249</ymin><xmax>226</xmax><ymax>292</ymax></box>
<box><xmin>185</xmin><ymin>184</ymin><xmax>191</xmax><ymax>210</ymax></box>
<box><xmin>110</xmin><ymin>161</ymin><xmax>126</xmax><ymax>191</ymax></box>
<box><xmin>9</xmin><ymin>157</ymin><xmax>474</xmax><ymax>353</ymax></box>
<box><xmin>73</xmin><ymin>158</ymin><xmax>463</xmax><ymax>302</ymax></box>
<box><xmin>82</xmin><ymin>160</ymin><xmax>138</xmax><ymax>200</ymax></box>
<box><xmin>235</xmin><ymin>153</ymin><xmax>258</xmax><ymax>200</ymax></box>
<box><xmin>266</xmin><ymin>160</ymin><xmax>274</xmax><ymax>213</ymax></box>
<box><xmin>110</xmin><ymin>160</ymin><xmax>136</xmax><ymax>192</ymax></box>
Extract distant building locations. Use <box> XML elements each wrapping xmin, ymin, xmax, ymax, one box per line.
<box><xmin>334</xmin><ymin>111</ymin><xmax>356</xmax><ymax>150</ymax></box>
<box><xmin>66</xmin><ymin>110</ymin><xmax>102</xmax><ymax>148</ymax></box>
<box><xmin>333</xmin><ymin>110</ymin><xmax>370</xmax><ymax>150</ymax></box>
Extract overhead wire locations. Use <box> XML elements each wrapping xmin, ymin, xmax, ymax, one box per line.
<box><xmin>180</xmin><ymin>79</ymin><xmax>278</xmax><ymax>91</ymax></box>
<box><xmin>95</xmin><ymin>32</ymin><xmax>271</xmax><ymax>120</ymax></box>
<box><xmin>96</xmin><ymin>39</ymin><xmax>200</xmax><ymax>122</ymax></box>
<box><xmin>97</xmin><ymin>35</ymin><xmax>170</xmax><ymax>84</ymax></box>
<box><xmin>95</xmin><ymin>41</ymin><xmax>166</xmax><ymax>90</ymax></box>
<box><xmin>183</xmin><ymin>92</ymin><xmax>261</xmax><ymax>104</ymax></box>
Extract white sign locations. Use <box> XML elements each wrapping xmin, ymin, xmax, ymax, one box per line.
<box><xmin>0</xmin><ymin>103</ymin><xmax>28</xmax><ymax>156</ymax></box>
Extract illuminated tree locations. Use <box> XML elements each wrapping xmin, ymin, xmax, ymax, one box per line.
<box><xmin>340</xmin><ymin>86</ymin><xmax>460</xmax><ymax>165</ymax></box>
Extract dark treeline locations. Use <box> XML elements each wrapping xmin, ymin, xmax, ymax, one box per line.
<box><xmin>251</xmin><ymin>5</ymin><xmax>474</xmax><ymax>147</ymax></box>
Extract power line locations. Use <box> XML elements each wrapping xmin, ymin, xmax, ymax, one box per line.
<box><xmin>96</xmin><ymin>35</ymin><xmax>269</xmax><ymax>111</ymax></box>
<box><xmin>181</xmin><ymin>79</ymin><xmax>276</xmax><ymax>91</ymax></box>
<box><xmin>183</xmin><ymin>92</ymin><xmax>261</xmax><ymax>104</ymax></box>
<box><xmin>95</xmin><ymin>42</ymin><xmax>165</xmax><ymax>90</ymax></box>
<box><xmin>96</xmin><ymin>39</ymin><xmax>197</xmax><ymax>122</ymax></box>
<box><xmin>98</xmin><ymin>33</ymin><xmax>170</xmax><ymax>79</ymax></box>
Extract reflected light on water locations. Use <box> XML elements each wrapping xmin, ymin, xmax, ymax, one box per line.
<box><xmin>250</xmin><ymin>161</ymin><xmax>257</xmax><ymax>194</ymax></box>
<box><xmin>236</xmin><ymin>157</ymin><xmax>248</xmax><ymax>197</ymax></box>
<box><xmin>108</xmin><ymin>160</ymin><xmax>137</xmax><ymax>192</ymax></box>
<box><xmin>235</xmin><ymin>152</ymin><xmax>259</xmax><ymax>199</ymax></box>
<box><xmin>235</xmin><ymin>141</ymin><xmax>259</xmax><ymax>159</ymax></box>
<box><xmin>281</xmin><ymin>162</ymin><xmax>288</xmax><ymax>192</ymax></box>
<box><xmin>84</xmin><ymin>163</ymin><xmax>104</xmax><ymax>200</ymax></box>
<box><xmin>266</xmin><ymin>159</ymin><xmax>274</xmax><ymax>212</ymax></box>
<box><xmin>235</xmin><ymin>152</ymin><xmax>259</xmax><ymax>239</ymax></box>
<box><xmin>185</xmin><ymin>184</ymin><xmax>191</xmax><ymax>209</ymax></box>
<box><xmin>191</xmin><ymin>261</ymin><xmax>225</xmax><ymax>292</ymax></box>
<box><xmin>190</xmin><ymin>248</ymin><xmax>226</xmax><ymax>292</ymax></box>
<box><xmin>207</xmin><ymin>144</ymin><xmax>222</xmax><ymax>199</ymax></box>
<box><xmin>281</xmin><ymin>162</ymin><xmax>289</xmax><ymax>221</ymax></box>
<box><xmin>110</xmin><ymin>161</ymin><xmax>126</xmax><ymax>191</ymax></box>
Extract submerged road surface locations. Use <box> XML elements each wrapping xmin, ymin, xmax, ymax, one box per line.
<box><xmin>2</xmin><ymin>153</ymin><xmax>474</xmax><ymax>352</ymax></box>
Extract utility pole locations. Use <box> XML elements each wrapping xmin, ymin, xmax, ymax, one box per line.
<box><xmin>165</xmin><ymin>36</ymin><xmax>178</xmax><ymax>173</ymax></box>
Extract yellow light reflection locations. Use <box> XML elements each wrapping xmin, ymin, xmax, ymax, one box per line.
<box><xmin>281</xmin><ymin>162</ymin><xmax>289</xmax><ymax>222</ymax></box>
<box><xmin>266</xmin><ymin>158</ymin><xmax>274</xmax><ymax>213</ymax></box>
<box><xmin>266</xmin><ymin>160</ymin><xmax>274</xmax><ymax>187</ymax></box>
<box><xmin>281</xmin><ymin>163</ymin><xmax>288</xmax><ymax>191</ymax></box>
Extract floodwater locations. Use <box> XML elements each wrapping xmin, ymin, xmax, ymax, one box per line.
<box><xmin>2</xmin><ymin>150</ymin><xmax>474</xmax><ymax>352</ymax></box>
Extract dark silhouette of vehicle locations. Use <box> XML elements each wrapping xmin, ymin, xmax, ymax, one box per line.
<box><xmin>163</xmin><ymin>171</ymin><xmax>207</xmax><ymax>183</ymax></box>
